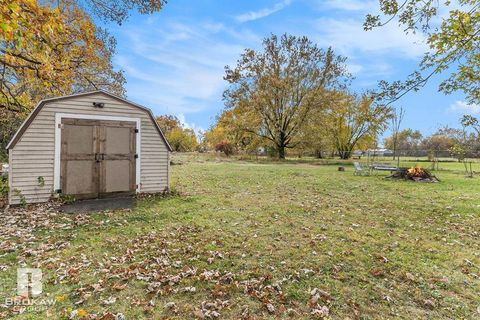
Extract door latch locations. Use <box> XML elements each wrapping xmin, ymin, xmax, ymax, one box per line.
<box><xmin>95</xmin><ymin>153</ymin><xmax>106</xmax><ymax>162</ymax></box>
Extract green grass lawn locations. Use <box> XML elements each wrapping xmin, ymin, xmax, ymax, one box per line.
<box><xmin>1</xmin><ymin>153</ymin><xmax>479</xmax><ymax>319</ymax></box>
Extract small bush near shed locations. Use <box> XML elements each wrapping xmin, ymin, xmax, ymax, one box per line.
<box><xmin>0</xmin><ymin>178</ymin><xmax>8</xmax><ymax>208</ymax></box>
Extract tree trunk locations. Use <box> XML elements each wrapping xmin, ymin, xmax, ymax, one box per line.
<box><xmin>314</xmin><ymin>150</ymin><xmax>323</xmax><ymax>158</ymax></box>
<box><xmin>277</xmin><ymin>131</ymin><xmax>287</xmax><ymax>159</ymax></box>
<box><xmin>277</xmin><ymin>145</ymin><xmax>286</xmax><ymax>159</ymax></box>
<box><xmin>339</xmin><ymin>149</ymin><xmax>352</xmax><ymax>159</ymax></box>
<box><xmin>392</xmin><ymin>139</ymin><xmax>397</xmax><ymax>160</ymax></box>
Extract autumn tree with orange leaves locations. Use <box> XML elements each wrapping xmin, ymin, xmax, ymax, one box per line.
<box><xmin>0</xmin><ymin>0</ymin><xmax>166</xmax><ymax>159</ymax></box>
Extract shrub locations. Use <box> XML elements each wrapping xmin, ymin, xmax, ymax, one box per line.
<box><xmin>215</xmin><ymin>140</ymin><xmax>235</xmax><ymax>157</ymax></box>
<box><xmin>0</xmin><ymin>178</ymin><xmax>8</xmax><ymax>197</ymax></box>
<box><xmin>0</xmin><ymin>179</ymin><xmax>7</xmax><ymax>208</ymax></box>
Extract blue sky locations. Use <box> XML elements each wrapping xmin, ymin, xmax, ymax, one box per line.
<box><xmin>108</xmin><ymin>0</ymin><xmax>479</xmax><ymax>139</ymax></box>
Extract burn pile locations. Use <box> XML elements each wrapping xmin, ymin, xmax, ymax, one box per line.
<box><xmin>389</xmin><ymin>166</ymin><xmax>439</xmax><ymax>183</ymax></box>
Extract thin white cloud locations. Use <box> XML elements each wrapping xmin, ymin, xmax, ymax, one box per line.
<box><xmin>347</xmin><ymin>63</ymin><xmax>363</xmax><ymax>75</ymax></box>
<box><xmin>310</xmin><ymin>17</ymin><xmax>427</xmax><ymax>59</ymax></box>
<box><xmin>320</xmin><ymin>0</ymin><xmax>377</xmax><ymax>12</ymax></box>
<box><xmin>448</xmin><ymin>100</ymin><xmax>480</xmax><ymax>114</ymax></box>
<box><xmin>235</xmin><ymin>0</ymin><xmax>291</xmax><ymax>23</ymax></box>
<box><xmin>177</xmin><ymin>113</ymin><xmax>204</xmax><ymax>136</ymax></box>
<box><xmin>202</xmin><ymin>22</ymin><xmax>262</xmax><ymax>43</ymax></box>
<box><xmin>115</xmin><ymin>20</ymin><xmax>259</xmax><ymax>120</ymax></box>
<box><xmin>347</xmin><ymin>62</ymin><xmax>392</xmax><ymax>78</ymax></box>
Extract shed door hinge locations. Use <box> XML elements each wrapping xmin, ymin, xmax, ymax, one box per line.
<box><xmin>58</xmin><ymin>123</ymin><xmax>64</xmax><ymax>129</ymax></box>
<box><xmin>134</xmin><ymin>128</ymin><xmax>139</xmax><ymax>133</ymax></box>
<box><xmin>134</xmin><ymin>154</ymin><xmax>139</xmax><ymax>159</ymax></box>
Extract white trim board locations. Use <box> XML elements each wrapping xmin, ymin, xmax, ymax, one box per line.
<box><xmin>54</xmin><ymin>113</ymin><xmax>142</xmax><ymax>193</ymax></box>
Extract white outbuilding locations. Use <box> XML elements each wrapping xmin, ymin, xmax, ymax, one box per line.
<box><xmin>6</xmin><ymin>91</ymin><xmax>171</xmax><ymax>205</ymax></box>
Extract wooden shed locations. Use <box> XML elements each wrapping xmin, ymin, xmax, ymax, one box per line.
<box><xmin>6</xmin><ymin>91</ymin><xmax>172</xmax><ymax>205</ymax></box>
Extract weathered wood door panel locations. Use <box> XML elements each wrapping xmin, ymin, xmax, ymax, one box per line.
<box><xmin>60</xmin><ymin>119</ymin><xmax>99</xmax><ymax>199</ymax></box>
<box><xmin>99</xmin><ymin>121</ymin><xmax>136</xmax><ymax>196</ymax></box>
<box><xmin>61</xmin><ymin>119</ymin><xmax>136</xmax><ymax>199</ymax></box>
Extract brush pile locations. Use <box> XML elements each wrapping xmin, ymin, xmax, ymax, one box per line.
<box><xmin>389</xmin><ymin>166</ymin><xmax>439</xmax><ymax>183</ymax></box>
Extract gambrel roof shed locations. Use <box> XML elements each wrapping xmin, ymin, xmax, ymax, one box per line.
<box><xmin>7</xmin><ymin>91</ymin><xmax>171</xmax><ymax>205</ymax></box>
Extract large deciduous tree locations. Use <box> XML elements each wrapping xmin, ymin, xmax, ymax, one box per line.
<box><xmin>326</xmin><ymin>92</ymin><xmax>392</xmax><ymax>159</ymax></box>
<box><xmin>1</xmin><ymin>1</ymin><xmax>125</xmax><ymax>112</ymax></box>
<box><xmin>223</xmin><ymin>34</ymin><xmax>348</xmax><ymax>159</ymax></box>
<box><xmin>365</xmin><ymin>0</ymin><xmax>480</xmax><ymax>105</ymax></box>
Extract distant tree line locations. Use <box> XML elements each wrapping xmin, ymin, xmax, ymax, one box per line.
<box><xmin>383</xmin><ymin>116</ymin><xmax>480</xmax><ymax>161</ymax></box>
<box><xmin>156</xmin><ymin>108</ymin><xmax>480</xmax><ymax>160</ymax></box>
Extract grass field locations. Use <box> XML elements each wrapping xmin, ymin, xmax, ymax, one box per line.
<box><xmin>1</xmin><ymin>153</ymin><xmax>479</xmax><ymax>319</ymax></box>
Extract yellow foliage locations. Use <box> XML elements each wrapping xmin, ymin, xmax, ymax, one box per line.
<box><xmin>0</xmin><ymin>0</ymin><xmax>125</xmax><ymax>114</ymax></box>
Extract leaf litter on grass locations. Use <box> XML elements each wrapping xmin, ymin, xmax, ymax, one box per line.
<box><xmin>1</xmin><ymin>154</ymin><xmax>480</xmax><ymax>319</ymax></box>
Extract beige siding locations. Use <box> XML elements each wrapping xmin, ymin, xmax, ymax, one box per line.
<box><xmin>9</xmin><ymin>92</ymin><xmax>169</xmax><ymax>204</ymax></box>
<box><xmin>8</xmin><ymin>152</ymin><xmax>12</xmax><ymax>205</ymax></box>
